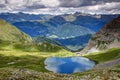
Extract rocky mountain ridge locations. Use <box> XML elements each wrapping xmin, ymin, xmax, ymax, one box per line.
<box><xmin>80</xmin><ymin>16</ymin><xmax>120</xmax><ymax>54</ymax></box>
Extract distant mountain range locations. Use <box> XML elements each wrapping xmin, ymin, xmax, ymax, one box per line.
<box><xmin>0</xmin><ymin>12</ymin><xmax>119</xmax><ymax>51</ymax></box>
<box><xmin>0</xmin><ymin>12</ymin><xmax>53</xmax><ymax>23</ymax></box>
<box><xmin>0</xmin><ymin>19</ymin><xmax>65</xmax><ymax>52</ymax></box>
<box><xmin>80</xmin><ymin>16</ymin><xmax>120</xmax><ymax>54</ymax></box>
<box><xmin>55</xmin><ymin>34</ymin><xmax>92</xmax><ymax>51</ymax></box>
<box><xmin>13</xmin><ymin>21</ymin><xmax>49</xmax><ymax>37</ymax></box>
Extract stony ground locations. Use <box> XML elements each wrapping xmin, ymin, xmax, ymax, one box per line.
<box><xmin>95</xmin><ymin>58</ymin><xmax>120</xmax><ymax>69</ymax></box>
<box><xmin>0</xmin><ymin>68</ymin><xmax>120</xmax><ymax>80</ymax></box>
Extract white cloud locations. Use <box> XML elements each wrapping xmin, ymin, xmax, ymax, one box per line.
<box><xmin>60</xmin><ymin>0</ymin><xmax>84</xmax><ymax>7</ymax></box>
<box><xmin>73</xmin><ymin>68</ymin><xmax>81</xmax><ymax>73</ymax></box>
<box><xmin>67</xmin><ymin>45</ymin><xmax>83</xmax><ymax>51</ymax></box>
<box><xmin>6</xmin><ymin>0</ymin><xmax>26</xmax><ymax>6</ymax></box>
<box><xmin>87</xmin><ymin>2</ymin><xmax>120</xmax><ymax>10</ymax></box>
<box><xmin>44</xmin><ymin>57</ymin><xmax>66</xmax><ymax>66</ymax></box>
<box><xmin>87</xmin><ymin>48</ymin><xmax>99</xmax><ymax>53</ymax></box>
<box><xmin>48</xmin><ymin>35</ymin><xmax>58</xmax><ymax>39</ymax></box>
<box><xmin>0</xmin><ymin>0</ymin><xmax>120</xmax><ymax>15</ymax></box>
<box><xmin>40</xmin><ymin>0</ymin><xmax>60</xmax><ymax>7</ymax></box>
<box><xmin>45</xmin><ymin>66</ymin><xmax>59</xmax><ymax>73</ymax></box>
<box><xmin>0</xmin><ymin>0</ymin><xmax>5</xmax><ymax>4</ymax></box>
<box><xmin>79</xmin><ymin>2</ymin><xmax>120</xmax><ymax>14</ymax></box>
<box><xmin>44</xmin><ymin>57</ymin><xmax>66</xmax><ymax>73</ymax></box>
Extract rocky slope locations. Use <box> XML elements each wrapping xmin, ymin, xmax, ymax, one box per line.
<box><xmin>0</xmin><ymin>19</ymin><xmax>32</xmax><ymax>43</ymax></box>
<box><xmin>80</xmin><ymin>16</ymin><xmax>120</xmax><ymax>54</ymax></box>
<box><xmin>0</xmin><ymin>68</ymin><xmax>120</xmax><ymax>80</ymax></box>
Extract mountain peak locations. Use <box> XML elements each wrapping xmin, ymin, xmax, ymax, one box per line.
<box><xmin>104</xmin><ymin>16</ymin><xmax>120</xmax><ymax>29</ymax></box>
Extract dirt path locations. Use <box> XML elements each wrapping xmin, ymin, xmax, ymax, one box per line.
<box><xmin>94</xmin><ymin>58</ymin><xmax>120</xmax><ymax>69</ymax></box>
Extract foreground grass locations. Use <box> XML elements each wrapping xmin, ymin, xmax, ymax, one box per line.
<box><xmin>0</xmin><ymin>40</ymin><xmax>75</xmax><ymax>71</ymax></box>
<box><xmin>0</xmin><ymin>68</ymin><xmax>84</xmax><ymax>80</ymax></box>
<box><xmin>0</xmin><ymin>41</ymin><xmax>78</xmax><ymax>79</ymax></box>
<box><xmin>0</xmin><ymin>49</ymin><xmax>75</xmax><ymax>72</ymax></box>
<box><xmin>0</xmin><ymin>67</ymin><xmax>120</xmax><ymax>80</ymax></box>
<box><xmin>0</xmin><ymin>42</ymin><xmax>120</xmax><ymax>80</ymax></box>
<box><xmin>73</xmin><ymin>49</ymin><xmax>120</xmax><ymax>80</ymax></box>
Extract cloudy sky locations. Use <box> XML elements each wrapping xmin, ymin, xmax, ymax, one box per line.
<box><xmin>0</xmin><ymin>0</ymin><xmax>120</xmax><ymax>15</ymax></box>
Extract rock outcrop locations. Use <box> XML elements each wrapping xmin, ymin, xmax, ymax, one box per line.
<box><xmin>80</xmin><ymin>16</ymin><xmax>120</xmax><ymax>54</ymax></box>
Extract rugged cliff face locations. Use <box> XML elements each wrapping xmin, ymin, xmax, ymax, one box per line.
<box><xmin>80</xmin><ymin>16</ymin><xmax>120</xmax><ymax>54</ymax></box>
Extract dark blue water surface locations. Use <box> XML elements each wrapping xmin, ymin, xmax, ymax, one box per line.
<box><xmin>44</xmin><ymin>57</ymin><xmax>95</xmax><ymax>74</ymax></box>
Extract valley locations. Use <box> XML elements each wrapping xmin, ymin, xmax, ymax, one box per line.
<box><xmin>0</xmin><ymin>13</ymin><xmax>119</xmax><ymax>51</ymax></box>
<box><xmin>0</xmin><ymin>13</ymin><xmax>120</xmax><ymax>80</ymax></box>
<box><xmin>0</xmin><ymin>47</ymin><xmax>120</xmax><ymax>80</ymax></box>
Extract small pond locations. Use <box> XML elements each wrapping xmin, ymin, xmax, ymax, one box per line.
<box><xmin>44</xmin><ymin>57</ymin><xmax>95</xmax><ymax>74</ymax></box>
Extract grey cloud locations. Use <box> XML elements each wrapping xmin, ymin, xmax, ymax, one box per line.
<box><xmin>26</xmin><ymin>4</ymin><xmax>46</xmax><ymax>9</ymax></box>
<box><xmin>59</xmin><ymin>0</ymin><xmax>120</xmax><ymax>7</ymax></box>
<box><xmin>59</xmin><ymin>0</ymin><xmax>84</xmax><ymax>7</ymax></box>
<box><xmin>0</xmin><ymin>4</ymin><xmax>5</xmax><ymax>8</ymax></box>
<box><xmin>0</xmin><ymin>0</ymin><xmax>120</xmax><ymax>15</ymax></box>
<box><xmin>0</xmin><ymin>0</ymin><xmax>120</xmax><ymax>8</ymax></box>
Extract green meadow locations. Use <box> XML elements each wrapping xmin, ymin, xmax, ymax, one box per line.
<box><xmin>0</xmin><ymin>41</ymin><xmax>75</xmax><ymax>72</ymax></box>
<box><xmin>0</xmin><ymin>41</ymin><xmax>120</xmax><ymax>79</ymax></box>
<box><xmin>85</xmin><ymin>48</ymin><xmax>120</xmax><ymax>64</ymax></box>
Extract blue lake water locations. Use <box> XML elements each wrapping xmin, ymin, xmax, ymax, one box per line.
<box><xmin>44</xmin><ymin>57</ymin><xmax>95</xmax><ymax>74</ymax></box>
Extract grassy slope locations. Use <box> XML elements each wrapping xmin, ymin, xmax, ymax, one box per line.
<box><xmin>0</xmin><ymin>48</ymin><xmax>120</xmax><ymax>80</ymax></box>
<box><xmin>0</xmin><ymin>19</ymin><xmax>32</xmax><ymax>42</ymax></box>
<box><xmin>74</xmin><ymin>48</ymin><xmax>120</xmax><ymax>79</ymax></box>
<box><xmin>0</xmin><ymin>40</ymin><xmax>120</xmax><ymax>79</ymax></box>
<box><xmin>85</xmin><ymin>48</ymin><xmax>120</xmax><ymax>64</ymax></box>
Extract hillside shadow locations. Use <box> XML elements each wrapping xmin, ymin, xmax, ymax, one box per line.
<box><xmin>0</xmin><ymin>54</ymin><xmax>48</xmax><ymax>72</ymax></box>
<box><xmin>13</xmin><ymin>42</ymin><xmax>63</xmax><ymax>53</ymax></box>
